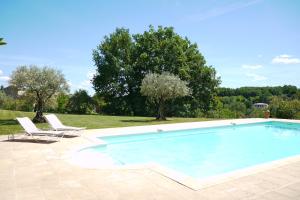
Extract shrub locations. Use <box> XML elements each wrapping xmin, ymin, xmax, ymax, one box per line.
<box><xmin>67</xmin><ymin>90</ymin><xmax>94</xmax><ymax>114</ymax></box>
<box><xmin>56</xmin><ymin>93</ymin><xmax>70</xmax><ymax>113</ymax></box>
<box><xmin>276</xmin><ymin>100</ymin><xmax>300</xmax><ymax>119</ymax></box>
<box><xmin>0</xmin><ymin>91</ymin><xmax>16</xmax><ymax>110</ymax></box>
<box><xmin>249</xmin><ymin>108</ymin><xmax>265</xmax><ymax>118</ymax></box>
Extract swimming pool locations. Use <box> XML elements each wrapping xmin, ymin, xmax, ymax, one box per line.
<box><xmin>82</xmin><ymin>121</ymin><xmax>300</xmax><ymax>179</ymax></box>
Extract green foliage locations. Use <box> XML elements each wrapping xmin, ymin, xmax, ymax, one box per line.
<box><xmin>92</xmin><ymin>28</ymin><xmax>133</xmax><ymax>115</ymax></box>
<box><xmin>276</xmin><ymin>100</ymin><xmax>300</xmax><ymax>119</ymax></box>
<box><xmin>0</xmin><ymin>87</ymin><xmax>36</xmax><ymax>112</ymax></box>
<box><xmin>268</xmin><ymin>96</ymin><xmax>300</xmax><ymax>119</ymax></box>
<box><xmin>56</xmin><ymin>93</ymin><xmax>70</xmax><ymax>113</ymax></box>
<box><xmin>140</xmin><ymin>72</ymin><xmax>190</xmax><ymax>103</ymax></box>
<box><xmin>248</xmin><ymin>108</ymin><xmax>265</xmax><ymax>118</ymax></box>
<box><xmin>0</xmin><ymin>86</ymin><xmax>104</xmax><ymax>115</ymax></box>
<box><xmin>217</xmin><ymin>96</ymin><xmax>247</xmax><ymax>118</ymax></box>
<box><xmin>0</xmin><ymin>38</ymin><xmax>6</xmax><ymax>45</ymax></box>
<box><xmin>14</xmin><ymin>94</ymin><xmax>35</xmax><ymax>111</ymax></box>
<box><xmin>0</xmin><ymin>91</ymin><xmax>15</xmax><ymax>110</ymax></box>
<box><xmin>92</xmin><ymin>93</ymin><xmax>106</xmax><ymax>113</ymax></box>
<box><xmin>213</xmin><ymin>108</ymin><xmax>237</xmax><ymax>119</ymax></box>
<box><xmin>67</xmin><ymin>90</ymin><xmax>94</xmax><ymax>114</ymax></box>
<box><xmin>217</xmin><ymin>85</ymin><xmax>300</xmax><ymax>119</ymax></box>
<box><xmin>269</xmin><ymin>96</ymin><xmax>283</xmax><ymax>117</ymax></box>
<box><xmin>93</xmin><ymin>25</ymin><xmax>220</xmax><ymax>117</ymax></box>
<box><xmin>9</xmin><ymin>65</ymin><xmax>69</xmax><ymax>122</ymax></box>
<box><xmin>282</xmin><ymin>85</ymin><xmax>298</xmax><ymax>97</ymax></box>
<box><xmin>295</xmin><ymin>112</ymin><xmax>300</xmax><ymax>119</ymax></box>
<box><xmin>218</xmin><ymin>85</ymin><xmax>299</xmax><ymax>101</ymax></box>
<box><xmin>3</xmin><ymin>86</ymin><xmax>18</xmax><ymax>98</ymax></box>
<box><xmin>140</xmin><ymin>72</ymin><xmax>190</xmax><ymax>120</ymax></box>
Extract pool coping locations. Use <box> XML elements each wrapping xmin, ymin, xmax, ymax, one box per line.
<box><xmin>66</xmin><ymin>118</ymin><xmax>300</xmax><ymax>190</ymax></box>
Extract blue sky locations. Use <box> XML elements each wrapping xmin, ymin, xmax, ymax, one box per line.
<box><xmin>1</xmin><ymin>0</ymin><xmax>300</xmax><ymax>94</ymax></box>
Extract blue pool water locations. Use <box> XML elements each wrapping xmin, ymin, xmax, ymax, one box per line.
<box><xmin>86</xmin><ymin>121</ymin><xmax>300</xmax><ymax>179</ymax></box>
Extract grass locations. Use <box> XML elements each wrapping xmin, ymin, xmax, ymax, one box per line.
<box><xmin>0</xmin><ymin>109</ymin><xmax>211</xmax><ymax>135</ymax></box>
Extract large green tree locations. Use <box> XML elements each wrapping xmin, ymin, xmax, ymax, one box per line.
<box><xmin>10</xmin><ymin>66</ymin><xmax>69</xmax><ymax>122</ymax></box>
<box><xmin>93</xmin><ymin>26</ymin><xmax>220</xmax><ymax>116</ymax></box>
<box><xmin>141</xmin><ymin>72</ymin><xmax>190</xmax><ymax>120</ymax></box>
<box><xmin>93</xmin><ymin>28</ymin><xmax>133</xmax><ymax>115</ymax></box>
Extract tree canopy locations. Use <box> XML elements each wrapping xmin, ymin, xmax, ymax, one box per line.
<box><xmin>9</xmin><ymin>66</ymin><xmax>69</xmax><ymax>122</ymax></box>
<box><xmin>141</xmin><ymin>72</ymin><xmax>190</xmax><ymax>120</ymax></box>
<box><xmin>92</xmin><ymin>25</ymin><xmax>220</xmax><ymax>117</ymax></box>
<box><xmin>218</xmin><ymin>85</ymin><xmax>299</xmax><ymax>102</ymax></box>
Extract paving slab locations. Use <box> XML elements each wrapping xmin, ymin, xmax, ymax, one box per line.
<box><xmin>1</xmin><ymin>119</ymin><xmax>300</xmax><ymax>200</ymax></box>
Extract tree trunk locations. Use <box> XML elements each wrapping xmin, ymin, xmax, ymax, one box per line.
<box><xmin>33</xmin><ymin>99</ymin><xmax>46</xmax><ymax>123</ymax></box>
<box><xmin>156</xmin><ymin>100</ymin><xmax>166</xmax><ymax>120</ymax></box>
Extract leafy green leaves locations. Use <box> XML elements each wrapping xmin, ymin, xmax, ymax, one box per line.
<box><xmin>10</xmin><ymin>66</ymin><xmax>69</xmax><ymax>101</ymax></box>
<box><xmin>9</xmin><ymin>66</ymin><xmax>69</xmax><ymax>121</ymax></box>
<box><xmin>92</xmin><ymin>26</ymin><xmax>220</xmax><ymax>116</ymax></box>
<box><xmin>141</xmin><ymin>72</ymin><xmax>190</xmax><ymax>120</ymax></box>
<box><xmin>141</xmin><ymin>72</ymin><xmax>190</xmax><ymax>103</ymax></box>
<box><xmin>0</xmin><ymin>38</ymin><xmax>6</xmax><ymax>45</ymax></box>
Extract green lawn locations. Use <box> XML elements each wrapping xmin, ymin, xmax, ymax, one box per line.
<box><xmin>0</xmin><ymin>109</ymin><xmax>211</xmax><ymax>135</ymax></box>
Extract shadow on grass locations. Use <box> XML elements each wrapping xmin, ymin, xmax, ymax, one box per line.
<box><xmin>0</xmin><ymin>119</ymin><xmax>18</xmax><ymax>126</ymax></box>
<box><xmin>2</xmin><ymin>138</ymin><xmax>57</xmax><ymax>144</ymax></box>
<box><xmin>63</xmin><ymin>135</ymin><xmax>78</xmax><ymax>138</ymax></box>
<box><xmin>120</xmin><ymin>119</ymin><xmax>170</xmax><ymax>123</ymax></box>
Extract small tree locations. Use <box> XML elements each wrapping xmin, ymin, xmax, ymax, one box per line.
<box><xmin>141</xmin><ymin>72</ymin><xmax>190</xmax><ymax>120</ymax></box>
<box><xmin>0</xmin><ymin>38</ymin><xmax>6</xmax><ymax>45</ymax></box>
<box><xmin>10</xmin><ymin>66</ymin><xmax>69</xmax><ymax>122</ymax></box>
<box><xmin>56</xmin><ymin>92</ymin><xmax>70</xmax><ymax>113</ymax></box>
<box><xmin>92</xmin><ymin>93</ymin><xmax>106</xmax><ymax>114</ymax></box>
<box><xmin>67</xmin><ymin>90</ymin><xmax>94</xmax><ymax>114</ymax></box>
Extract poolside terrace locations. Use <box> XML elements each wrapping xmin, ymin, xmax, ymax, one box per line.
<box><xmin>1</xmin><ymin>119</ymin><xmax>300</xmax><ymax>200</ymax></box>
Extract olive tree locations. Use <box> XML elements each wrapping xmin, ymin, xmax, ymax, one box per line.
<box><xmin>140</xmin><ymin>72</ymin><xmax>190</xmax><ymax>120</ymax></box>
<box><xmin>10</xmin><ymin>66</ymin><xmax>69</xmax><ymax>122</ymax></box>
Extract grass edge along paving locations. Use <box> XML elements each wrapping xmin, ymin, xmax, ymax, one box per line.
<box><xmin>0</xmin><ymin>109</ymin><xmax>211</xmax><ymax>136</ymax></box>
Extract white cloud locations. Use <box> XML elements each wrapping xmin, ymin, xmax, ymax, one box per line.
<box><xmin>86</xmin><ymin>70</ymin><xmax>96</xmax><ymax>80</ymax></box>
<box><xmin>242</xmin><ymin>64</ymin><xmax>262</xmax><ymax>69</ymax></box>
<box><xmin>181</xmin><ymin>0</ymin><xmax>262</xmax><ymax>22</ymax></box>
<box><xmin>67</xmin><ymin>81</ymin><xmax>73</xmax><ymax>87</ymax></box>
<box><xmin>78</xmin><ymin>80</ymin><xmax>91</xmax><ymax>90</ymax></box>
<box><xmin>0</xmin><ymin>69</ymin><xmax>11</xmax><ymax>84</ymax></box>
<box><xmin>0</xmin><ymin>76</ymin><xmax>10</xmax><ymax>81</ymax></box>
<box><xmin>272</xmin><ymin>55</ymin><xmax>300</xmax><ymax>64</ymax></box>
<box><xmin>246</xmin><ymin>73</ymin><xmax>267</xmax><ymax>81</ymax></box>
<box><xmin>77</xmin><ymin>70</ymin><xmax>96</xmax><ymax>93</ymax></box>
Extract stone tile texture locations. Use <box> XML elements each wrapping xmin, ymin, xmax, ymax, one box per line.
<box><xmin>1</xmin><ymin>119</ymin><xmax>300</xmax><ymax>200</ymax></box>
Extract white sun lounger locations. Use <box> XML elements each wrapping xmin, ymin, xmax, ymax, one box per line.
<box><xmin>16</xmin><ymin>117</ymin><xmax>64</xmax><ymax>141</ymax></box>
<box><xmin>44</xmin><ymin>114</ymin><xmax>85</xmax><ymax>136</ymax></box>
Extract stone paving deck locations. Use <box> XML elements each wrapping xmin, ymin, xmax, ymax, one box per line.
<box><xmin>1</xmin><ymin>119</ymin><xmax>300</xmax><ymax>200</ymax></box>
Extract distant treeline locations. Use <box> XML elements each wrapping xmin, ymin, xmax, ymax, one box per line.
<box><xmin>1</xmin><ymin>85</ymin><xmax>300</xmax><ymax>120</ymax></box>
<box><xmin>218</xmin><ymin>85</ymin><xmax>299</xmax><ymax>99</ymax></box>
<box><xmin>213</xmin><ymin>85</ymin><xmax>300</xmax><ymax>119</ymax></box>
